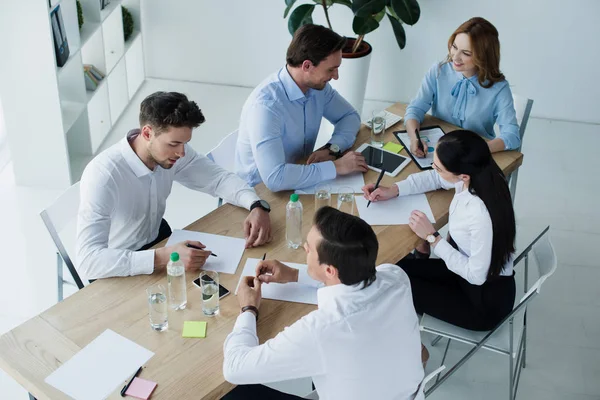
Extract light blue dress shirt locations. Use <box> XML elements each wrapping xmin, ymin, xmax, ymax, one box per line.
<box><xmin>404</xmin><ymin>62</ymin><xmax>521</xmax><ymax>150</ymax></box>
<box><xmin>235</xmin><ymin>66</ymin><xmax>360</xmax><ymax>191</ymax></box>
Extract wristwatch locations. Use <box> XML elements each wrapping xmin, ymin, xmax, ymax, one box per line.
<box><xmin>426</xmin><ymin>231</ymin><xmax>440</xmax><ymax>244</ymax></box>
<box><xmin>250</xmin><ymin>199</ymin><xmax>271</xmax><ymax>213</ymax></box>
<box><xmin>320</xmin><ymin>143</ymin><xmax>342</xmax><ymax>159</ymax></box>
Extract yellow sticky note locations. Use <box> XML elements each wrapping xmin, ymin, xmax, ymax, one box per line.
<box><xmin>182</xmin><ymin>321</ymin><xmax>207</xmax><ymax>338</ymax></box>
<box><xmin>383</xmin><ymin>142</ymin><xmax>404</xmax><ymax>154</ymax></box>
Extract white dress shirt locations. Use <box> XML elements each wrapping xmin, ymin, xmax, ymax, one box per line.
<box><xmin>223</xmin><ymin>264</ymin><xmax>424</xmax><ymax>400</ymax></box>
<box><xmin>76</xmin><ymin>130</ymin><xmax>260</xmax><ymax>280</ymax></box>
<box><xmin>396</xmin><ymin>170</ymin><xmax>513</xmax><ymax>285</ymax></box>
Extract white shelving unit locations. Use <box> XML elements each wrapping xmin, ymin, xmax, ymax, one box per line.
<box><xmin>0</xmin><ymin>0</ymin><xmax>145</xmax><ymax>187</ymax></box>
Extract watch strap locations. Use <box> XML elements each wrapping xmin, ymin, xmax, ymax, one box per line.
<box><xmin>241</xmin><ymin>305</ymin><xmax>259</xmax><ymax>320</ymax></box>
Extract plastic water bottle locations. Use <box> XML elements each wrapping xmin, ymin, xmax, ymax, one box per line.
<box><xmin>286</xmin><ymin>194</ymin><xmax>303</xmax><ymax>249</ymax></box>
<box><xmin>167</xmin><ymin>252</ymin><xmax>187</xmax><ymax>310</ymax></box>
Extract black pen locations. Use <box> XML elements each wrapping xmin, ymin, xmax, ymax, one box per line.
<box><xmin>415</xmin><ymin>128</ymin><xmax>426</xmax><ymax>156</ymax></box>
<box><xmin>186</xmin><ymin>243</ymin><xmax>218</xmax><ymax>257</ymax></box>
<box><xmin>367</xmin><ymin>168</ymin><xmax>386</xmax><ymax>208</ymax></box>
<box><xmin>262</xmin><ymin>252</ymin><xmax>266</xmax><ymax>261</ymax></box>
<box><xmin>121</xmin><ymin>366</ymin><xmax>142</xmax><ymax>397</ymax></box>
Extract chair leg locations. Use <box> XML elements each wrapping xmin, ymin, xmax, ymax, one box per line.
<box><xmin>522</xmin><ymin>313</ymin><xmax>527</xmax><ymax>368</ymax></box>
<box><xmin>431</xmin><ymin>335</ymin><xmax>443</xmax><ymax>347</ymax></box>
<box><xmin>509</xmin><ymin>169</ymin><xmax>519</xmax><ymax>204</ymax></box>
<box><xmin>509</xmin><ymin>319</ymin><xmax>514</xmax><ymax>400</ymax></box>
<box><xmin>57</xmin><ymin>252</ymin><xmax>63</xmax><ymax>302</ymax></box>
<box><xmin>435</xmin><ymin>338</ymin><xmax>452</xmax><ymax>384</ymax></box>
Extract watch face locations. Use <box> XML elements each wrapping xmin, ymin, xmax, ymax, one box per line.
<box><xmin>259</xmin><ymin>200</ymin><xmax>271</xmax><ymax>211</ymax></box>
<box><xmin>330</xmin><ymin>144</ymin><xmax>340</xmax><ymax>153</ymax></box>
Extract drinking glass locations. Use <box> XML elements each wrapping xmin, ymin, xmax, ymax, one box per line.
<box><xmin>370</xmin><ymin>111</ymin><xmax>386</xmax><ymax>147</ymax></box>
<box><xmin>146</xmin><ymin>284</ymin><xmax>168</xmax><ymax>331</ymax></box>
<box><xmin>337</xmin><ymin>186</ymin><xmax>355</xmax><ymax>215</ymax></box>
<box><xmin>315</xmin><ymin>183</ymin><xmax>332</xmax><ymax>212</ymax></box>
<box><xmin>200</xmin><ymin>271</ymin><xmax>220</xmax><ymax>316</ymax></box>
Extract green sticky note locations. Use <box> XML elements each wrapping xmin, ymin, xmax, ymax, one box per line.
<box><xmin>182</xmin><ymin>321</ymin><xmax>207</xmax><ymax>338</ymax></box>
<box><xmin>383</xmin><ymin>142</ymin><xmax>404</xmax><ymax>154</ymax></box>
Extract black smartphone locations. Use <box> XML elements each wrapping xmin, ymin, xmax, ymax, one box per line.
<box><xmin>192</xmin><ymin>277</ymin><xmax>230</xmax><ymax>299</ymax></box>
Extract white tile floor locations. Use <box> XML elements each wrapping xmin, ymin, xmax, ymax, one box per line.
<box><xmin>0</xmin><ymin>79</ymin><xmax>599</xmax><ymax>399</ymax></box>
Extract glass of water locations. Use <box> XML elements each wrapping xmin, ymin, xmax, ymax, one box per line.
<box><xmin>371</xmin><ymin>111</ymin><xmax>386</xmax><ymax>148</ymax></box>
<box><xmin>200</xmin><ymin>271</ymin><xmax>220</xmax><ymax>316</ymax></box>
<box><xmin>147</xmin><ymin>284</ymin><xmax>168</xmax><ymax>331</ymax></box>
<box><xmin>337</xmin><ymin>186</ymin><xmax>355</xmax><ymax>215</ymax></box>
<box><xmin>315</xmin><ymin>183</ymin><xmax>332</xmax><ymax>212</ymax></box>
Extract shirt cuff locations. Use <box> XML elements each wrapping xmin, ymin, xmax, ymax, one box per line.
<box><xmin>131</xmin><ymin>249</ymin><xmax>155</xmax><ymax>276</ymax></box>
<box><xmin>297</xmin><ymin>268</ymin><xmax>324</xmax><ymax>288</ymax></box>
<box><xmin>234</xmin><ymin>311</ymin><xmax>258</xmax><ymax>336</ymax></box>
<box><xmin>432</xmin><ymin>238</ymin><xmax>454</xmax><ymax>261</ymax></box>
<box><xmin>396</xmin><ymin>180</ymin><xmax>414</xmax><ymax>196</ymax></box>
<box><xmin>318</xmin><ymin>161</ymin><xmax>337</xmax><ymax>181</ymax></box>
<box><xmin>238</xmin><ymin>189</ymin><xmax>261</xmax><ymax>210</ymax></box>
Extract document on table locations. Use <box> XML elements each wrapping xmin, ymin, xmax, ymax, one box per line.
<box><xmin>394</xmin><ymin>126</ymin><xmax>445</xmax><ymax>169</ymax></box>
<box><xmin>45</xmin><ymin>329</ymin><xmax>154</xmax><ymax>400</ymax></box>
<box><xmin>295</xmin><ymin>173</ymin><xmax>365</xmax><ymax>194</ymax></box>
<box><xmin>166</xmin><ymin>230</ymin><xmax>245</xmax><ymax>274</ymax></box>
<box><xmin>363</xmin><ymin>110</ymin><xmax>403</xmax><ymax>129</ymax></box>
<box><xmin>354</xmin><ymin>194</ymin><xmax>435</xmax><ymax>226</ymax></box>
<box><xmin>235</xmin><ymin>258</ymin><xmax>319</xmax><ymax>305</ymax></box>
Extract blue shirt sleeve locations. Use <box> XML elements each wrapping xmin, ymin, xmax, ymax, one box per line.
<box><xmin>247</xmin><ymin>102</ymin><xmax>337</xmax><ymax>192</ymax></box>
<box><xmin>404</xmin><ymin>63</ymin><xmax>439</xmax><ymax>124</ymax></box>
<box><xmin>321</xmin><ymin>85</ymin><xmax>360</xmax><ymax>151</ymax></box>
<box><xmin>494</xmin><ymin>85</ymin><xmax>521</xmax><ymax>150</ymax></box>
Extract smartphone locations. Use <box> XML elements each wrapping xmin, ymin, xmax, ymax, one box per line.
<box><xmin>193</xmin><ymin>277</ymin><xmax>230</xmax><ymax>299</ymax></box>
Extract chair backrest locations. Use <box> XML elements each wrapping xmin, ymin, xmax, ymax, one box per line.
<box><xmin>39</xmin><ymin>182</ymin><xmax>85</xmax><ymax>289</ymax></box>
<box><xmin>206</xmin><ymin>130</ymin><xmax>239</xmax><ymax>173</ymax></box>
<box><xmin>517</xmin><ymin>228</ymin><xmax>557</xmax><ymax>304</ymax></box>
<box><xmin>512</xmin><ymin>94</ymin><xmax>534</xmax><ymax>149</ymax></box>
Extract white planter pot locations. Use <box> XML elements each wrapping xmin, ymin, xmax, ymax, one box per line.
<box><xmin>329</xmin><ymin>40</ymin><xmax>373</xmax><ymax>117</ymax></box>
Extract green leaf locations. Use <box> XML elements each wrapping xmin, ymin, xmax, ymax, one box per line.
<box><xmin>283</xmin><ymin>0</ymin><xmax>298</xmax><ymax>19</ymax></box>
<box><xmin>352</xmin><ymin>0</ymin><xmax>387</xmax><ymax>17</ymax></box>
<box><xmin>352</xmin><ymin>15</ymin><xmax>380</xmax><ymax>35</ymax></box>
<box><xmin>387</xmin><ymin>13</ymin><xmax>406</xmax><ymax>49</ymax></box>
<box><xmin>288</xmin><ymin>4</ymin><xmax>315</xmax><ymax>35</ymax></box>
<box><xmin>333</xmin><ymin>0</ymin><xmax>353</xmax><ymax>7</ymax></box>
<box><xmin>390</xmin><ymin>0</ymin><xmax>420</xmax><ymax>25</ymax></box>
<box><xmin>374</xmin><ymin>8</ymin><xmax>386</xmax><ymax>23</ymax></box>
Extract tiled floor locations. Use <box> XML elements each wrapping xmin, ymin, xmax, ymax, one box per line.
<box><xmin>0</xmin><ymin>80</ymin><xmax>598</xmax><ymax>399</ymax></box>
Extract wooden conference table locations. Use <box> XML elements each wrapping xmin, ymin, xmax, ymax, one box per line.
<box><xmin>0</xmin><ymin>103</ymin><xmax>523</xmax><ymax>399</ymax></box>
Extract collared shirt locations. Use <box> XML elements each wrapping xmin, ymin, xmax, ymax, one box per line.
<box><xmin>397</xmin><ymin>171</ymin><xmax>514</xmax><ymax>285</ymax></box>
<box><xmin>223</xmin><ymin>264</ymin><xmax>424</xmax><ymax>400</ymax></box>
<box><xmin>235</xmin><ymin>66</ymin><xmax>361</xmax><ymax>191</ymax></box>
<box><xmin>76</xmin><ymin>130</ymin><xmax>260</xmax><ymax>280</ymax></box>
<box><xmin>404</xmin><ymin>62</ymin><xmax>521</xmax><ymax>150</ymax></box>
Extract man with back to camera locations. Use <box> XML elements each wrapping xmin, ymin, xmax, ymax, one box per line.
<box><xmin>222</xmin><ymin>206</ymin><xmax>425</xmax><ymax>400</ymax></box>
<box><xmin>77</xmin><ymin>91</ymin><xmax>272</xmax><ymax>280</ymax></box>
<box><xmin>235</xmin><ymin>24</ymin><xmax>368</xmax><ymax>192</ymax></box>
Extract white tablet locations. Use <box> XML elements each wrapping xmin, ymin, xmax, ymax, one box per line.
<box><xmin>356</xmin><ymin>143</ymin><xmax>411</xmax><ymax>177</ymax></box>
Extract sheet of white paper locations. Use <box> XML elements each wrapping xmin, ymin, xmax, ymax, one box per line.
<box><xmin>235</xmin><ymin>258</ymin><xmax>318</xmax><ymax>305</ymax></box>
<box><xmin>355</xmin><ymin>194</ymin><xmax>435</xmax><ymax>226</ymax></box>
<box><xmin>295</xmin><ymin>173</ymin><xmax>365</xmax><ymax>195</ymax></box>
<box><xmin>395</xmin><ymin>126</ymin><xmax>445</xmax><ymax>169</ymax></box>
<box><xmin>45</xmin><ymin>329</ymin><xmax>154</xmax><ymax>400</ymax></box>
<box><xmin>363</xmin><ymin>110</ymin><xmax>403</xmax><ymax>129</ymax></box>
<box><xmin>166</xmin><ymin>230</ymin><xmax>246</xmax><ymax>274</ymax></box>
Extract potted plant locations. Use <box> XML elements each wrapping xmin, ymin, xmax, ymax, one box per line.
<box><xmin>283</xmin><ymin>0</ymin><xmax>421</xmax><ymax>115</ymax></box>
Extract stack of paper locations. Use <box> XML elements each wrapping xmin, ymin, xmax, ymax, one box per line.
<box><xmin>354</xmin><ymin>194</ymin><xmax>435</xmax><ymax>226</ymax></box>
<box><xmin>295</xmin><ymin>173</ymin><xmax>365</xmax><ymax>195</ymax></box>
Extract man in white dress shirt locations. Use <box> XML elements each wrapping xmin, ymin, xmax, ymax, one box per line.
<box><xmin>77</xmin><ymin>92</ymin><xmax>272</xmax><ymax>280</ymax></box>
<box><xmin>222</xmin><ymin>207</ymin><xmax>424</xmax><ymax>400</ymax></box>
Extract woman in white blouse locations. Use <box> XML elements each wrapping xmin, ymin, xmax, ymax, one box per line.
<box><xmin>362</xmin><ymin>130</ymin><xmax>516</xmax><ymax>337</ymax></box>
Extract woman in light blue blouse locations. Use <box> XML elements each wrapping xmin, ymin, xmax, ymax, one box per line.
<box><xmin>405</xmin><ymin>17</ymin><xmax>520</xmax><ymax>156</ymax></box>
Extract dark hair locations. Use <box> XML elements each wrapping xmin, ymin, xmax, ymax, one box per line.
<box><xmin>444</xmin><ymin>17</ymin><xmax>504</xmax><ymax>88</ymax></box>
<box><xmin>139</xmin><ymin>91</ymin><xmax>205</xmax><ymax>134</ymax></box>
<box><xmin>436</xmin><ymin>130</ymin><xmax>516</xmax><ymax>278</ymax></box>
<box><xmin>286</xmin><ymin>24</ymin><xmax>346</xmax><ymax>68</ymax></box>
<box><xmin>314</xmin><ymin>206</ymin><xmax>377</xmax><ymax>289</ymax></box>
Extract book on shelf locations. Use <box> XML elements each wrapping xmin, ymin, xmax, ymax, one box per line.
<box><xmin>84</xmin><ymin>64</ymin><xmax>105</xmax><ymax>80</ymax></box>
<box><xmin>83</xmin><ymin>65</ymin><xmax>105</xmax><ymax>91</ymax></box>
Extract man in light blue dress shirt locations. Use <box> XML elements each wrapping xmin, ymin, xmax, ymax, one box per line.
<box><xmin>235</xmin><ymin>24</ymin><xmax>368</xmax><ymax>192</ymax></box>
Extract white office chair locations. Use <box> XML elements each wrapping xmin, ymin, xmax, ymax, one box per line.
<box><xmin>206</xmin><ymin>129</ymin><xmax>239</xmax><ymax>207</ymax></box>
<box><xmin>302</xmin><ymin>366</ymin><xmax>446</xmax><ymax>399</ymax></box>
<box><xmin>421</xmin><ymin>226</ymin><xmax>556</xmax><ymax>400</ymax></box>
<box><xmin>40</xmin><ymin>182</ymin><xmax>87</xmax><ymax>302</ymax></box>
<box><xmin>508</xmin><ymin>94</ymin><xmax>534</xmax><ymax>203</ymax></box>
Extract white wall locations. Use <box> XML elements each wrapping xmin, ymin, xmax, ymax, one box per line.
<box><xmin>143</xmin><ymin>0</ymin><xmax>600</xmax><ymax>124</ymax></box>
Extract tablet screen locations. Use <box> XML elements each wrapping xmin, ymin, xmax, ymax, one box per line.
<box><xmin>360</xmin><ymin>146</ymin><xmax>408</xmax><ymax>172</ymax></box>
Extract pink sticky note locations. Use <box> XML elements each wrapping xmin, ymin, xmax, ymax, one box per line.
<box><xmin>125</xmin><ymin>377</ymin><xmax>157</xmax><ymax>399</ymax></box>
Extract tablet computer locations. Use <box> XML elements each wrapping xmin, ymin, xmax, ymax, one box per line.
<box><xmin>393</xmin><ymin>126</ymin><xmax>446</xmax><ymax>170</ymax></box>
<box><xmin>356</xmin><ymin>143</ymin><xmax>411</xmax><ymax>177</ymax></box>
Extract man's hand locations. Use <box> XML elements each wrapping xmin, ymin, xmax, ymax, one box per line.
<box><xmin>237</xmin><ymin>276</ymin><xmax>262</xmax><ymax>310</ymax></box>
<box><xmin>333</xmin><ymin>151</ymin><xmax>368</xmax><ymax>175</ymax></box>
<box><xmin>361</xmin><ymin>183</ymin><xmax>399</xmax><ymax>202</ymax></box>
<box><xmin>255</xmin><ymin>259</ymin><xmax>299</xmax><ymax>284</ymax></box>
<box><xmin>155</xmin><ymin>241</ymin><xmax>212</xmax><ymax>271</ymax></box>
<box><xmin>244</xmin><ymin>208</ymin><xmax>272</xmax><ymax>249</ymax></box>
<box><xmin>307</xmin><ymin>149</ymin><xmax>335</xmax><ymax>164</ymax></box>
